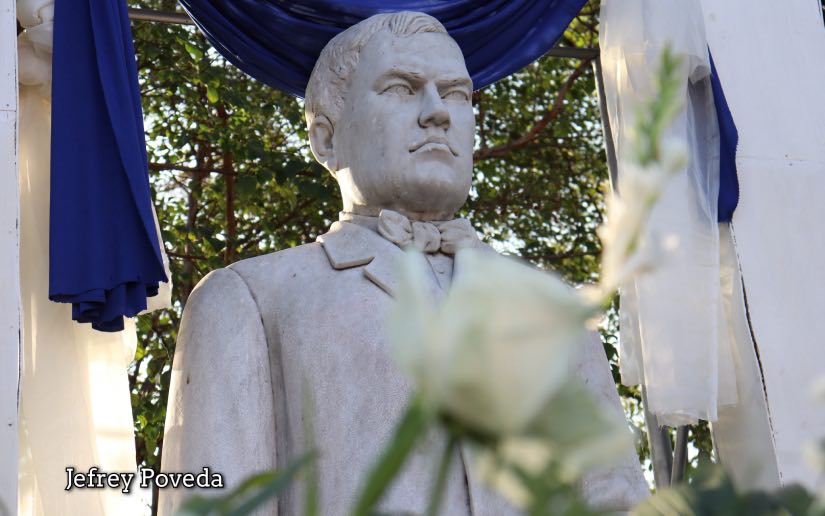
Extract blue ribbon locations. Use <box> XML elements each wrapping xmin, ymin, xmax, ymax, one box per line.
<box><xmin>709</xmin><ymin>52</ymin><xmax>739</xmax><ymax>223</ymax></box>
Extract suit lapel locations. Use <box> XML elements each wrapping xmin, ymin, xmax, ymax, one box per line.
<box><xmin>362</xmin><ymin>253</ymin><xmax>400</xmax><ymax>297</ymax></box>
<box><xmin>317</xmin><ymin>221</ymin><xmax>404</xmax><ymax>297</ymax></box>
<box><xmin>318</xmin><ymin>220</ymin><xmax>453</xmax><ymax>302</ymax></box>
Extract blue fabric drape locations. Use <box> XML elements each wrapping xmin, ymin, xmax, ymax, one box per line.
<box><xmin>709</xmin><ymin>53</ymin><xmax>739</xmax><ymax>223</ymax></box>
<box><xmin>178</xmin><ymin>0</ymin><xmax>589</xmax><ymax>97</ymax></box>
<box><xmin>50</xmin><ymin>0</ymin><xmax>167</xmax><ymax>331</ymax></box>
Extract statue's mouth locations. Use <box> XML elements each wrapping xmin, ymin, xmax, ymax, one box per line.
<box><xmin>410</xmin><ymin>137</ymin><xmax>457</xmax><ymax>157</ymax></box>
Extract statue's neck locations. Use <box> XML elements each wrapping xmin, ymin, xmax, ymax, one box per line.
<box><xmin>339</xmin><ymin>211</ymin><xmax>380</xmax><ymax>231</ymax></box>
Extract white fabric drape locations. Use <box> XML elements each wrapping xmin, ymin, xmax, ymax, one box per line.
<box><xmin>600</xmin><ymin>0</ymin><xmax>737</xmax><ymax>426</ymax></box>
<box><xmin>17</xmin><ymin>1</ymin><xmax>171</xmax><ymax>513</ymax></box>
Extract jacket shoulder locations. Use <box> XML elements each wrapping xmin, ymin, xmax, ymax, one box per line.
<box><xmin>176</xmin><ymin>266</ymin><xmax>269</xmax><ymax>375</ymax></box>
<box><xmin>227</xmin><ymin>242</ymin><xmax>330</xmax><ymax>287</ymax></box>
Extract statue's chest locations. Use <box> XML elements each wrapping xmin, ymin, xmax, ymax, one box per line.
<box><xmin>269</xmin><ymin>258</ymin><xmax>474</xmax><ymax>515</ymax></box>
<box><xmin>272</xmin><ymin>253</ymin><xmax>453</xmax><ymax>423</ymax></box>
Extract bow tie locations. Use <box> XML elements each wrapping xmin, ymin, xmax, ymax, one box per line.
<box><xmin>376</xmin><ymin>209</ymin><xmax>479</xmax><ymax>254</ymax></box>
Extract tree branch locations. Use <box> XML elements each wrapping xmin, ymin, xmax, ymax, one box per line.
<box><xmin>474</xmin><ymin>57</ymin><xmax>593</xmax><ymax>161</ymax></box>
<box><xmin>166</xmin><ymin>250</ymin><xmax>209</xmax><ymax>261</ymax></box>
<box><xmin>520</xmin><ymin>249</ymin><xmax>599</xmax><ymax>263</ymax></box>
<box><xmin>149</xmin><ymin>162</ymin><xmax>236</xmax><ymax>176</ymax></box>
<box><xmin>222</xmin><ymin>150</ymin><xmax>236</xmax><ymax>264</ymax></box>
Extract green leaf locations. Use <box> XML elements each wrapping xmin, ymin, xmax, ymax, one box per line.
<box><xmin>349</xmin><ymin>399</ymin><xmax>432</xmax><ymax>516</ymax></box>
<box><xmin>184</xmin><ymin>41</ymin><xmax>203</xmax><ymax>60</ymax></box>
<box><xmin>206</xmin><ymin>85</ymin><xmax>219</xmax><ymax>104</ymax></box>
<box><xmin>425</xmin><ymin>436</ymin><xmax>457</xmax><ymax>516</ymax></box>
<box><xmin>175</xmin><ymin>453</ymin><xmax>315</xmax><ymax>516</ymax></box>
<box><xmin>235</xmin><ymin>175</ymin><xmax>258</xmax><ymax>199</ymax></box>
<box><xmin>275</xmin><ymin>160</ymin><xmax>308</xmax><ymax>183</ymax></box>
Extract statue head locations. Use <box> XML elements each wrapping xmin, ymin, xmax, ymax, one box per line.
<box><xmin>306</xmin><ymin>12</ymin><xmax>474</xmax><ymax>221</ymax></box>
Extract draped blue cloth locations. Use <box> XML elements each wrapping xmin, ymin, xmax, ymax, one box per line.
<box><xmin>178</xmin><ymin>0</ymin><xmax>589</xmax><ymax>97</ymax></box>
<box><xmin>709</xmin><ymin>53</ymin><xmax>739</xmax><ymax>223</ymax></box>
<box><xmin>172</xmin><ymin>1</ymin><xmax>741</xmax><ymax>218</ymax></box>
<box><xmin>50</xmin><ymin>0</ymin><xmax>167</xmax><ymax>331</ymax></box>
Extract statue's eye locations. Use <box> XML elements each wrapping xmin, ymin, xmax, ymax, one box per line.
<box><xmin>443</xmin><ymin>90</ymin><xmax>469</xmax><ymax>102</ymax></box>
<box><xmin>383</xmin><ymin>84</ymin><xmax>414</xmax><ymax>96</ymax></box>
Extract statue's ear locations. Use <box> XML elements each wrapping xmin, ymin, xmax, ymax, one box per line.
<box><xmin>308</xmin><ymin>114</ymin><xmax>337</xmax><ymax>174</ymax></box>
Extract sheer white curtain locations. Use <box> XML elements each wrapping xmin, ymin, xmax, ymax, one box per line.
<box><xmin>600</xmin><ymin>0</ymin><xmax>737</xmax><ymax>426</ymax></box>
<box><xmin>17</xmin><ymin>1</ymin><xmax>171</xmax><ymax>513</ymax></box>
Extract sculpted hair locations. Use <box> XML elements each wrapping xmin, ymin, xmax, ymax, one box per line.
<box><xmin>305</xmin><ymin>12</ymin><xmax>448</xmax><ymax>129</ymax></box>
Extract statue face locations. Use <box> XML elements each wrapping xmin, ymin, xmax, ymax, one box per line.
<box><xmin>331</xmin><ymin>30</ymin><xmax>474</xmax><ymax>220</ymax></box>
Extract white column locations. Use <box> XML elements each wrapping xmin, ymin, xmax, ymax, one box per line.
<box><xmin>0</xmin><ymin>1</ymin><xmax>21</xmax><ymax>514</ymax></box>
<box><xmin>702</xmin><ymin>0</ymin><xmax>825</xmax><ymax>488</ymax></box>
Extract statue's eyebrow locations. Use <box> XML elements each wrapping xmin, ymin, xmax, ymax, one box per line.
<box><xmin>373</xmin><ymin>68</ymin><xmax>426</xmax><ymax>89</ymax></box>
<box><xmin>436</xmin><ymin>77</ymin><xmax>473</xmax><ymax>92</ymax></box>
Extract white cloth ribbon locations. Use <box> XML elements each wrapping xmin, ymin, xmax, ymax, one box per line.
<box><xmin>601</xmin><ymin>0</ymin><xmax>737</xmax><ymax>426</ymax></box>
<box><xmin>376</xmin><ymin>209</ymin><xmax>479</xmax><ymax>254</ymax></box>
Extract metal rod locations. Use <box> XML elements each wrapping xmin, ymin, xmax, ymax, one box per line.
<box><xmin>546</xmin><ymin>46</ymin><xmax>599</xmax><ymax>60</ymax></box>
<box><xmin>592</xmin><ymin>56</ymin><xmax>619</xmax><ymax>191</ymax></box>
<box><xmin>670</xmin><ymin>426</ymin><xmax>689</xmax><ymax>484</ymax></box>
<box><xmin>641</xmin><ymin>386</ymin><xmax>673</xmax><ymax>489</ymax></box>
<box><xmin>127</xmin><ymin>7</ymin><xmax>194</xmax><ymax>25</ymax></box>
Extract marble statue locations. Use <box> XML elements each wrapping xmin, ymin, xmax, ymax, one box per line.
<box><xmin>159</xmin><ymin>11</ymin><xmax>648</xmax><ymax>515</ymax></box>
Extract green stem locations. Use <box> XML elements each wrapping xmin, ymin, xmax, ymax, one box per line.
<box><xmin>349</xmin><ymin>399</ymin><xmax>431</xmax><ymax>516</ymax></box>
<box><xmin>425</xmin><ymin>435</ymin><xmax>458</xmax><ymax>516</ymax></box>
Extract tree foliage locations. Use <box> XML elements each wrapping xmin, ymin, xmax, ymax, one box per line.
<box><xmin>128</xmin><ymin>1</ymin><xmax>711</xmax><ymax>510</ymax></box>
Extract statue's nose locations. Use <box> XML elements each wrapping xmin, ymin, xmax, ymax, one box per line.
<box><xmin>418</xmin><ymin>85</ymin><xmax>450</xmax><ymax>130</ymax></box>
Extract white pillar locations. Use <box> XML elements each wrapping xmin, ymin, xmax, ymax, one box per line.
<box><xmin>702</xmin><ymin>0</ymin><xmax>825</xmax><ymax>488</ymax></box>
<box><xmin>0</xmin><ymin>1</ymin><xmax>21</xmax><ymax>514</ymax></box>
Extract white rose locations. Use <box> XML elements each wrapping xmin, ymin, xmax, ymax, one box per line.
<box><xmin>389</xmin><ymin>249</ymin><xmax>595</xmax><ymax>436</ymax></box>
